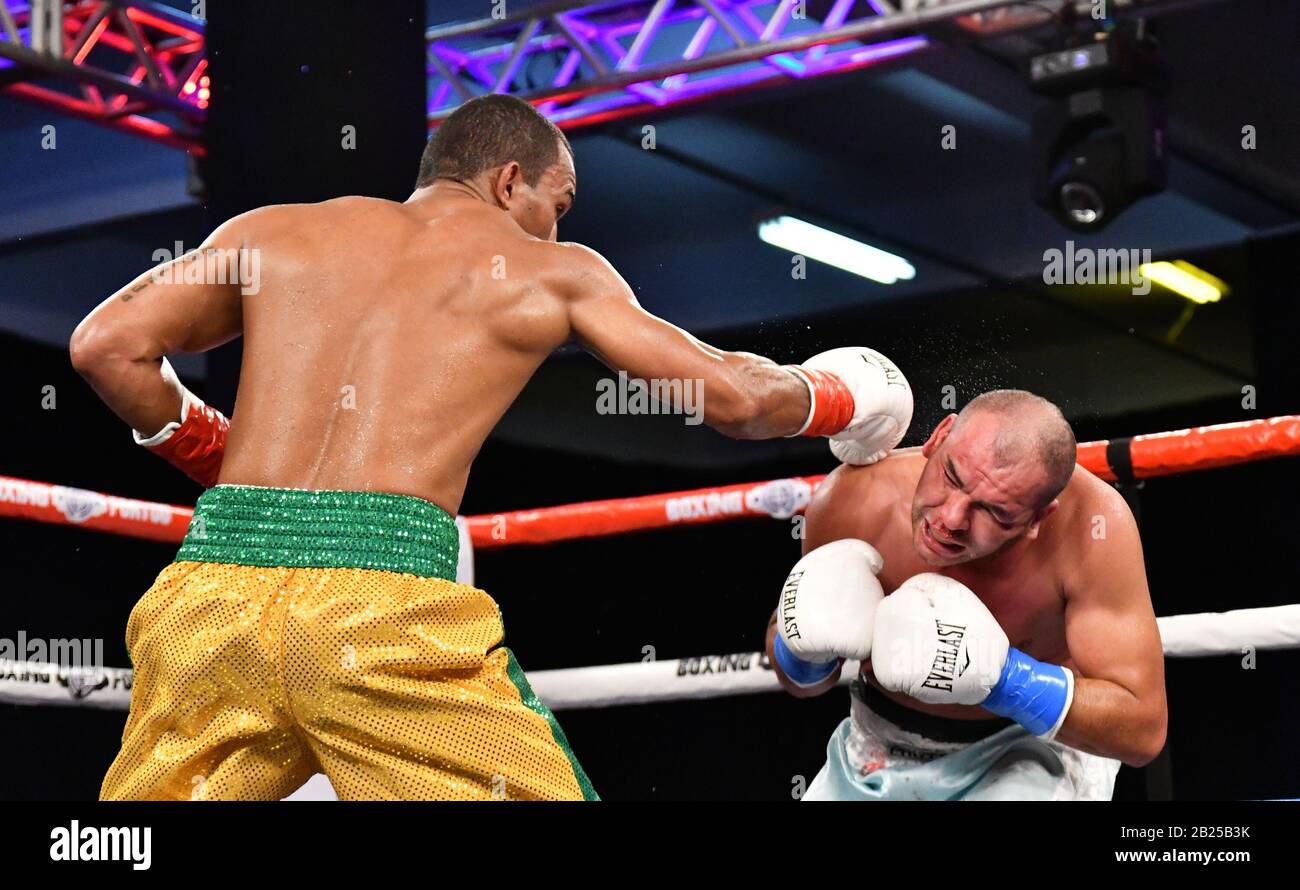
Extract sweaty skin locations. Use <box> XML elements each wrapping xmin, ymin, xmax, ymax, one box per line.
<box><xmin>70</xmin><ymin>147</ymin><xmax>811</xmax><ymax>515</ymax></box>
<box><xmin>766</xmin><ymin>434</ymin><xmax>1168</xmax><ymax>767</ymax></box>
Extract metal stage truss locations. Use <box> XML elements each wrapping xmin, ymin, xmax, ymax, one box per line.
<box><xmin>0</xmin><ymin>0</ymin><xmax>205</xmax><ymax>153</ymax></box>
<box><xmin>0</xmin><ymin>0</ymin><xmax>1220</xmax><ymax>151</ymax></box>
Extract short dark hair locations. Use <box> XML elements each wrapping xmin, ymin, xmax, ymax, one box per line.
<box><xmin>416</xmin><ymin>94</ymin><xmax>572</xmax><ymax>188</ymax></box>
<box><xmin>955</xmin><ymin>389</ymin><xmax>1077</xmax><ymax>509</ymax></box>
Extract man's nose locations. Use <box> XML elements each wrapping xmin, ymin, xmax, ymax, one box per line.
<box><xmin>937</xmin><ymin>494</ymin><xmax>971</xmax><ymax>532</ymax></box>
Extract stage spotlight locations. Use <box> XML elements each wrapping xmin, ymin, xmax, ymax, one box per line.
<box><xmin>1028</xmin><ymin>28</ymin><xmax>1167</xmax><ymax>232</ymax></box>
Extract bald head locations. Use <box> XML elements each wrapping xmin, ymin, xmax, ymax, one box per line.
<box><xmin>951</xmin><ymin>390</ymin><xmax>1076</xmax><ymax>508</ymax></box>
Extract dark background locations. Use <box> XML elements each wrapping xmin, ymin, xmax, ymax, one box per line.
<box><xmin>1</xmin><ymin>0</ymin><xmax>1298</xmax><ymax>800</ymax></box>
<box><xmin>4</xmin><ymin>317</ymin><xmax>1300</xmax><ymax>801</ymax></box>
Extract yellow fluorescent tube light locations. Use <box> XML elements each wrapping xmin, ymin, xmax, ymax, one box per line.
<box><xmin>1139</xmin><ymin>260</ymin><xmax>1228</xmax><ymax>304</ymax></box>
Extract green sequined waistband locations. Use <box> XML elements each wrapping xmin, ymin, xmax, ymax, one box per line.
<box><xmin>176</xmin><ymin>485</ymin><xmax>459</xmax><ymax>580</ymax></box>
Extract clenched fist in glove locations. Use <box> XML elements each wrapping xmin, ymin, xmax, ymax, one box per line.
<box><xmin>786</xmin><ymin>347</ymin><xmax>912</xmax><ymax>465</ymax></box>
<box><xmin>772</xmin><ymin>539</ymin><xmax>886</xmax><ymax>687</ymax></box>
<box><xmin>871</xmin><ymin>573</ymin><xmax>1075</xmax><ymax>739</ymax></box>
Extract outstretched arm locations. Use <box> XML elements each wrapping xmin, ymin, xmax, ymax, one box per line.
<box><xmin>561</xmin><ymin>243</ymin><xmax>810</xmax><ymax>439</ymax></box>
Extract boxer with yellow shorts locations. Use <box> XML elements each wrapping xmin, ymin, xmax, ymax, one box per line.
<box><xmin>73</xmin><ymin>95</ymin><xmax>910</xmax><ymax>800</ymax></box>
<box><xmin>100</xmin><ymin>485</ymin><xmax>594</xmax><ymax>801</ymax></box>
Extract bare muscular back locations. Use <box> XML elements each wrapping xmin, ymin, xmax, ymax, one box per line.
<box><xmin>806</xmin><ymin>454</ymin><xmax>1112</xmax><ymax>720</ymax></box>
<box><xmin>218</xmin><ymin>196</ymin><xmax>573</xmax><ymax>513</ymax></box>
<box><xmin>73</xmin><ymin>185</ymin><xmax>812</xmax><ymax>517</ymax></box>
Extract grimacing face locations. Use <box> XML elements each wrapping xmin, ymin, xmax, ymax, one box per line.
<box><xmin>497</xmin><ymin>140</ymin><xmax>576</xmax><ymax>242</ymax></box>
<box><xmin>909</xmin><ymin>412</ymin><xmax>1056</xmax><ymax>567</ymax></box>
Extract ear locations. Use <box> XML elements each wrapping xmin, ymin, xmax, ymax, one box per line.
<box><xmin>490</xmin><ymin>162</ymin><xmax>523</xmax><ymax>206</ymax></box>
<box><xmin>920</xmin><ymin>414</ymin><xmax>957</xmax><ymax>459</ymax></box>
<box><xmin>1024</xmin><ymin>498</ymin><xmax>1059</xmax><ymax>541</ymax></box>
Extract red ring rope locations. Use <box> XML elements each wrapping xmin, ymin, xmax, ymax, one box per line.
<box><xmin>1</xmin><ymin>415</ymin><xmax>1296</xmax><ymax>548</ymax></box>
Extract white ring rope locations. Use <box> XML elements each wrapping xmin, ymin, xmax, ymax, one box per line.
<box><xmin>1156</xmin><ymin>604</ymin><xmax>1300</xmax><ymax>658</ymax></box>
<box><xmin>3</xmin><ymin>604</ymin><xmax>1298</xmax><ymax>712</ymax></box>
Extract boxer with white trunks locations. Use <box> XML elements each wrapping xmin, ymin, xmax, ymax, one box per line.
<box><xmin>766</xmin><ymin>390</ymin><xmax>1167</xmax><ymax>800</ymax></box>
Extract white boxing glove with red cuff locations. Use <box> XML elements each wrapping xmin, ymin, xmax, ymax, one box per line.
<box><xmin>785</xmin><ymin>347</ymin><xmax>913</xmax><ymax>465</ymax></box>
<box><xmin>772</xmin><ymin>539</ymin><xmax>886</xmax><ymax>687</ymax></box>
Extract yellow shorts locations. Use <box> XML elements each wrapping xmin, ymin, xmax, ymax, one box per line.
<box><xmin>100</xmin><ymin>485</ymin><xmax>596</xmax><ymax>801</ymax></box>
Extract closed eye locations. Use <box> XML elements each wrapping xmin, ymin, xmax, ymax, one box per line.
<box><xmin>984</xmin><ymin>506</ymin><xmax>1014</xmax><ymax>527</ymax></box>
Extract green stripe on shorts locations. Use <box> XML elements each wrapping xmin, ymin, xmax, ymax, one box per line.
<box><xmin>505</xmin><ymin>648</ymin><xmax>599</xmax><ymax>801</ymax></box>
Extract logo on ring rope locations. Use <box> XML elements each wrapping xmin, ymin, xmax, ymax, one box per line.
<box><xmin>51</xmin><ymin>486</ymin><xmax>108</xmax><ymax>524</ymax></box>
<box><xmin>745</xmin><ymin>479</ymin><xmax>812</xmax><ymax>520</ymax></box>
<box><xmin>676</xmin><ymin>653</ymin><xmax>760</xmax><ymax>676</ymax></box>
<box><xmin>60</xmin><ymin>666</ymin><xmax>110</xmax><ymax>699</ymax></box>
